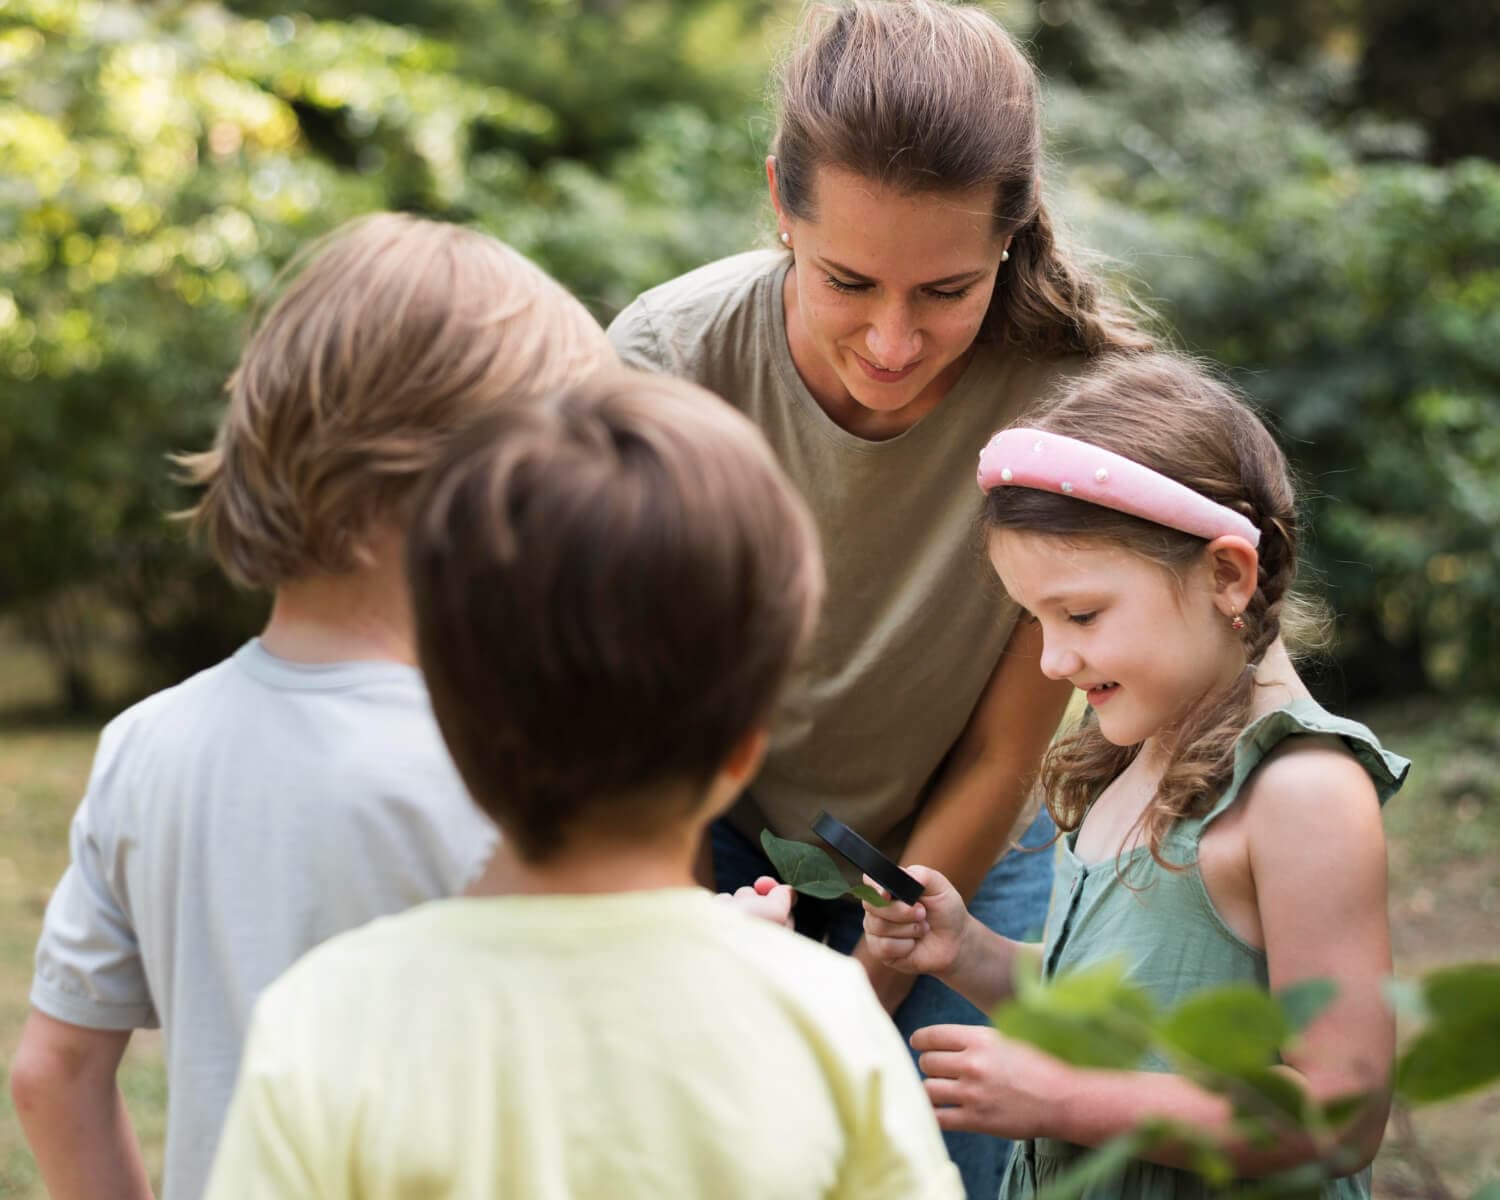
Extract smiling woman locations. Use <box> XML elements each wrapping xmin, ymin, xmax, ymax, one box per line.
<box><xmin>607</xmin><ymin>4</ymin><xmax>1151</xmax><ymax>1195</ymax></box>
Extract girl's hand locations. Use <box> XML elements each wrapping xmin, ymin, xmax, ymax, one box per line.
<box><xmin>910</xmin><ymin>1023</ymin><xmax>1073</xmax><ymax>1139</ymax></box>
<box><xmin>860</xmin><ymin>865</ymin><xmax>969</xmax><ymax>977</ymax></box>
<box><xmin>719</xmin><ymin>875</ymin><xmax>796</xmax><ymax>928</ymax></box>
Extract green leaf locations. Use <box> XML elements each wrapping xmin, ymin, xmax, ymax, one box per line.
<box><xmin>1157</xmin><ymin>985</ymin><xmax>1287</xmax><ymax>1075</ymax></box>
<box><xmin>995</xmin><ymin>962</ymin><xmax>1155</xmax><ymax>1071</ymax></box>
<box><xmin>1396</xmin><ymin>964</ymin><xmax>1500</xmax><ymax>1104</ymax></box>
<box><xmin>1397</xmin><ymin>1022</ymin><xmax>1500</xmax><ymax>1104</ymax></box>
<box><xmin>1277</xmin><ymin>978</ymin><xmax>1338</xmax><ymax>1034</ymax></box>
<box><xmin>848</xmin><ymin>882</ymin><xmax>891</xmax><ymax>908</ymax></box>
<box><xmin>1034</xmin><ymin>1130</ymin><xmax>1153</xmax><ymax>1200</ymax></box>
<box><xmin>759</xmin><ymin>829</ymin><xmax>851</xmax><ymax>900</ymax></box>
<box><xmin>1422</xmin><ymin>963</ymin><xmax>1500</xmax><ymax>1025</ymax></box>
<box><xmin>1228</xmin><ymin>1069</ymin><xmax>1311</xmax><ymax>1127</ymax></box>
<box><xmin>1383</xmin><ymin>978</ymin><xmax>1430</xmax><ymax>1022</ymax></box>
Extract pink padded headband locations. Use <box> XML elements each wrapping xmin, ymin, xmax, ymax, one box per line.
<box><xmin>976</xmin><ymin>428</ymin><xmax>1261</xmax><ymax>547</ymax></box>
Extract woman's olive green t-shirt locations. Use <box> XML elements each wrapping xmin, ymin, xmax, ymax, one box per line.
<box><xmin>608</xmin><ymin>250</ymin><xmax>1078</xmax><ymax>865</ymax></box>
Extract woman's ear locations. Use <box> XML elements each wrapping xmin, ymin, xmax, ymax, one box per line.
<box><xmin>1205</xmin><ymin>535</ymin><xmax>1260</xmax><ymax>618</ymax></box>
<box><xmin>766</xmin><ymin>156</ymin><xmax>786</xmax><ymax>225</ymax></box>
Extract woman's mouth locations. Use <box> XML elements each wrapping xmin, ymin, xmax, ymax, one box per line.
<box><xmin>852</xmin><ymin>352</ymin><xmax>920</xmax><ymax>384</ymax></box>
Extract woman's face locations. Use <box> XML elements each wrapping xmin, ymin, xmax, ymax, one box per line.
<box><xmin>771</xmin><ymin>160</ymin><xmax>1007</xmax><ymax>438</ymax></box>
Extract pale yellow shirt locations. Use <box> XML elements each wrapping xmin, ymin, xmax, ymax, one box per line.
<box><xmin>205</xmin><ymin>890</ymin><xmax>962</xmax><ymax>1200</ymax></box>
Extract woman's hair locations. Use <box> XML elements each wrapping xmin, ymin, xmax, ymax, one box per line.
<box><xmin>771</xmin><ymin>0</ymin><xmax>1152</xmax><ymax>358</ymax></box>
<box><xmin>178</xmin><ymin>213</ymin><xmax>613</xmax><ymax>590</ymax></box>
<box><xmin>982</xmin><ymin>353</ymin><xmax>1328</xmax><ymax>866</ymax></box>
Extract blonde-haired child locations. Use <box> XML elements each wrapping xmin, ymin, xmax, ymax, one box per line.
<box><xmin>11</xmin><ymin>213</ymin><xmax>614</xmax><ymax>1200</ymax></box>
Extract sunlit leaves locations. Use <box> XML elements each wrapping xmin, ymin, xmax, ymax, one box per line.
<box><xmin>1395</xmin><ymin>964</ymin><xmax>1500</xmax><ymax>1103</ymax></box>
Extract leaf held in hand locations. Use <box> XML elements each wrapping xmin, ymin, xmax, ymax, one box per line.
<box><xmin>759</xmin><ymin>829</ymin><xmax>853</xmax><ymax>900</ymax></box>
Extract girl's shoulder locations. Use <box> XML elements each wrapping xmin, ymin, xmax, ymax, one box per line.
<box><xmin>1203</xmin><ymin>699</ymin><xmax>1411</xmax><ymax>835</ymax></box>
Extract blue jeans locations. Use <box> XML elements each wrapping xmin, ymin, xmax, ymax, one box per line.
<box><xmin>712</xmin><ymin>809</ymin><xmax>1057</xmax><ymax>1200</ymax></box>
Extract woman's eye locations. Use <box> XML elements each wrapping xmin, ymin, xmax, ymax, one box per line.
<box><xmin>1067</xmin><ymin>612</ymin><xmax>1097</xmax><ymax>626</ymax></box>
<box><xmin>924</xmin><ymin>286</ymin><xmax>971</xmax><ymax>302</ymax></box>
<box><xmin>824</xmin><ymin>275</ymin><xmax>869</xmax><ymax>294</ymax></box>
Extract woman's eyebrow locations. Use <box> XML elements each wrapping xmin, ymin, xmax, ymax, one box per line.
<box><xmin>817</xmin><ymin>255</ymin><xmax>988</xmax><ymax>289</ymax></box>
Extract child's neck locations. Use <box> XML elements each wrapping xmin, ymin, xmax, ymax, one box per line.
<box><xmin>260</xmin><ymin>526</ymin><xmax>414</xmax><ymax>666</ymax></box>
<box><xmin>468</xmin><ymin>830</ymin><xmax>703</xmax><ymax>898</ymax></box>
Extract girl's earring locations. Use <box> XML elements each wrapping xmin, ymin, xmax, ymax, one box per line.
<box><xmin>1230</xmin><ymin>611</ymin><xmax>1247</xmax><ymax>632</ymax></box>
<box><xmin>1001</xmin><ymin>248</ymin><xmax>1010</xmax><ymax>263</ymax></box>
<box><xmin>780</xmin><ymin>231</ymin><xmax>792</xmax><ymax>247</ymax></box>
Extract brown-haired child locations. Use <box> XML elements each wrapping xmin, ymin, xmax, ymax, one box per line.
<box><xmin>10</xmin><ymin>213</ymin><xmax>614</xmax><ymax>1200</ymax></box>
<box><xmin>204</xmin><ymin>371</ymin><xmax>963</xmax><ymax>1199</ymax></box>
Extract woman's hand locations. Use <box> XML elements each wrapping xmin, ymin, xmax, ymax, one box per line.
<box><xmin>861</xmin><ymin>865</ymin><xmax>971</xmax><ymax>978</ymax></box>
<box><xmin>911</xmin><ymin>1023</ymin><xmax>1074</xmax><ymax>1139</ymax></box>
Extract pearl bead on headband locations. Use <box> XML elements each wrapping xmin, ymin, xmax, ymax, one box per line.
<box><xmin>976</xmin><ymin>428</ymin><xmax>1261</xmax><ymax>547</ymax></box>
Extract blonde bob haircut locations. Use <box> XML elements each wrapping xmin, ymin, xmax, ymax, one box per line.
<box><xmin>179</xmin><ymin>212</ymin><xmax>613</xmax><ymax>590</ymax></box>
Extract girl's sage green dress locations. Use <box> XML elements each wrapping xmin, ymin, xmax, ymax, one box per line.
<box><xmin>1000</xmin><ymin>699</ymin><xmax>1410</xmax><ymax>1199</ymax></box>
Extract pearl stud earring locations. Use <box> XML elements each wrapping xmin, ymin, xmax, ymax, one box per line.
<box><xmin>780</xmin><ymin>231</ymin><xmax>791</xmax><ymax>247</ymax></box>
<box><xmin>1001</xmin><ymin>248</ymin><xmax>1010</xmax><ymax>263</ymax></box>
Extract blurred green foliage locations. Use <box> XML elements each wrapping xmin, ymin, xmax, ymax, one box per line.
<box><xmin>1</xmin><ymin>0</ymin><xmax>1496</xmax><ymax>707</ymax></box>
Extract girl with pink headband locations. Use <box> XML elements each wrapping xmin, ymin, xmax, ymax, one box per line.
<box><xmin>863</xmin><ymin>353</ymin><xmax>1410</xmax><ymax>1198</ymax></box>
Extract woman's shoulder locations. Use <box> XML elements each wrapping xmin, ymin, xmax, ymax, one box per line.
<box><xmin>607</xmin><ymin>249</ymin><xmax>786</xmax><ymax>378</ymax></box>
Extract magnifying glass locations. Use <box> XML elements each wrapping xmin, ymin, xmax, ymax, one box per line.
<box><xmin>812</xmin><ymin>811</ymin><xmax>925</xmax><ymax>906</ymax></box>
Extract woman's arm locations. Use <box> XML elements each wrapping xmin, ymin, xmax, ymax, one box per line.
<box><xmin>854</xmin><ymin>617</ymin><xmax>1072</xmax><ymax>1009</ymax></box>
<box><xmin>916</xmin><ymin>745</ymin><xmax>1393</xmax><ymax>1177</ymax></box>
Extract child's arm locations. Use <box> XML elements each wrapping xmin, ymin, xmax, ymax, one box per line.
<box><xmin>9</xmin><ymin>1011</ymin><xmax>154</xmax><ymax>1200</ymax></box>
<box><xmin>861</xmin><ymin>866</ymin><xmax>1040</xmax><ymax>1012</ymax></box>
<box><xmin>912</xmin><ymin>747</ymin><xmax>1393</xmax><ymax>1177</ymax></box>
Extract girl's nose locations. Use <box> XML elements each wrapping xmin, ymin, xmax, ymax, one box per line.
<box><xmin>1039</xmin><ymin>640</ymin><xmax>1081</xmax><ymax>682</ymax></box>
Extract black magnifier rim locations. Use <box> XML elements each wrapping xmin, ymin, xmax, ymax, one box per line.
<box><xmin>812</xmin><ymin>811</ymin><xmax>925</xmax><ymax>906</ymax></box>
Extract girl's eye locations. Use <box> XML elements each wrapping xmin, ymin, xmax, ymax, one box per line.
<box><xmin>824</xmin><ymin>275</ymin><xmax>869</xmax><ymax>295</ymax></box>
<box><xmin>924</xmin><ymin>286</ymin><xmax>971</xmax><ymax>302</ymax></box>
<box><xmin>1067</xmin><ymin>612</ymin><xmax>1097</xmax><ymax>626</ymax></box>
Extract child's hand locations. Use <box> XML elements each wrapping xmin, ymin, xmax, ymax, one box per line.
<box><xmin>860</xmin><ymin>865</ymin><xmax>968</xmax><ymax>977</ymax></box>
<box><xmin>910</xmin><ymin>1023</ymin><xmax>1071</xmax><ymax>1139</ymax></box>
<box><xmin>718</xmin><ymin>876</ymin><xmax>796</xmax><ymax>928</ymax></box>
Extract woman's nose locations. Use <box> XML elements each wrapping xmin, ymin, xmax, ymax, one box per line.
<box><xmin>865</xmin><ymin>306</ymin><xmax>920</xmax><ymax>368</ymax></box>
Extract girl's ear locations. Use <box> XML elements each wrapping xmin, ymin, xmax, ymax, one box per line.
<box><xmin>1205</xmin><ymin>535</ymin><xmax>1259</xmax><ymax>617</ymax></box>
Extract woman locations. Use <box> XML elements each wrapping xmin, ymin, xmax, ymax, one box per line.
<box><xmin>608</xmin><ymin>2</ymin><xmax>1150</xmax><ymax>1193</ymax></box>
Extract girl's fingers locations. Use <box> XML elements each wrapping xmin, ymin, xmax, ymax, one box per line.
<box><xmin>916</xmin><ymin>1049</ymin><xmax>967</xmax><ymax>1080</ymax></box>
<box><xmin>861</xmin><ymin>913</ymin><xmax>928</xmax><ymax>939</ymax></box>
<box><xmin>909</xmin><ymin>1024</ymin><xmax>976</xmax><ymax>1055</ymax></box>
<box><xmin>922</xmin><ymin>1077</ymin><xmax>966</xmax><ymax>1108</ymax></box>
<box><xmin>862</xmin><ymin>933</ymin><xmax>914</xmax><ymax>963</ymax></box>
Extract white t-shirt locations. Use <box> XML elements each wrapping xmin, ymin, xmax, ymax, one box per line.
<box><xmin>30</xmin><ymin>640</ymin><xmax>496</xmax><ymax>1200</ymax></box>
<box><xmin>206</xmin><ymin>890</ymin><xmax>963</xmax><ymax>1200</ymax></box>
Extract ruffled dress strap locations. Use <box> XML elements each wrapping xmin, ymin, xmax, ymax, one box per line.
<box><xmin>1197</xmin><ymin>698</ymin><xmax>1411</xmax><ymax>837</ymax></box>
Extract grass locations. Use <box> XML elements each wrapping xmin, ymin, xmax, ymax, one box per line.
<box><xmin>0</xmin><ymin>693</ymin><xmax>1496</xmax><ymax>1197</ymax></box>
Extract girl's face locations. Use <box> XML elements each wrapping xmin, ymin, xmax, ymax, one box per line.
<box><xmin>988</xmin><ymin>530</ymin><xmax>1247</xmax><ymax>750</ymax></box>
<box><xmin>771</xmin><ymin>161</ymin><xmax>1006</xmax><ymax>438</ymax></box>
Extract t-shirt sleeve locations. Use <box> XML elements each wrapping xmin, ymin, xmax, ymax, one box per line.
<box><xmin>833</xmin><ymin>999</ymin><xmax>965</xmax><ymax>1200</ymax></box>
<box><xmin>606</xmin><ymin>295</ymin><xmax>677</xmax><ymax>374</ymax></box>
<box><xmin>29</xmin><ymin>724</ymin><xmax>157</xmax><ymax>1030</ymax></box>
<box><xmin>203</xmin><ymin>997</ymin><xmax>333</xmax><ymax>1200</ymax></box>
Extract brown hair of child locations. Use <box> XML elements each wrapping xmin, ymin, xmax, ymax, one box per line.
<box><xmin>407</xmin><ymin>370</ymin><xmax>826</xmax><ymax>862</ymax></box>
<box><xmin>179</xmin><ymin>212</ymin><xmax>613</xmax><ymax>589</ymax></box>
